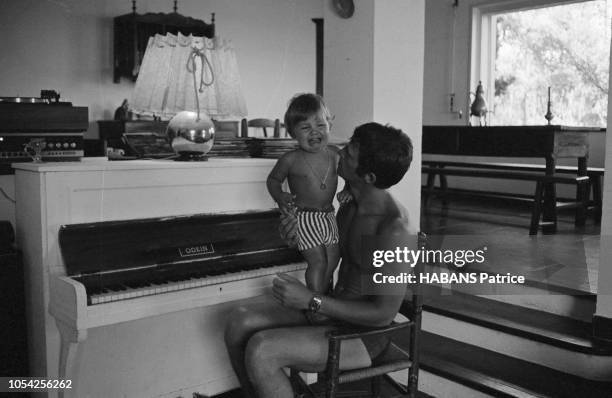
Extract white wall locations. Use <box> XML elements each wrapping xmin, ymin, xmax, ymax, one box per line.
<box><xmin>0</xmin><ymin>0</ymin><xmax>321</xmax><ymax>138</ymax></box>
<box><xmin>324</xmin><ymin>0</ymin><xmax>424</xmax><ymax>228</ymax></box>
<box><xmin>374</xmin><ymin>0</ymin><xmax>425</xmax><ymax>224</ymax></box>
<box><xmin>323</xmin><ymin>0</ymin><xmax>374</xmax><ymax>140</ymax></box>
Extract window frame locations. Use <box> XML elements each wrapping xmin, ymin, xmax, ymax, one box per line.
<box><xmin>469</xmin><ymin>0</ymin><xmax>589</xmax><ymax>123</ymax></box>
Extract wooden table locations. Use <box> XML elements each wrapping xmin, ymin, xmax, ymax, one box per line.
<box><xmin>422</xmin><ymin>125</ymin><xmax>602</xmax><ymax>232</ymax></box>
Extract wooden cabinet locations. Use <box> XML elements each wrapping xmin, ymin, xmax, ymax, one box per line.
<box><xmin>113</xmin><ymin>12</ymin><xmax>215</xmax><ymax>83</ymax></box>
<box><xmin>97</xmin><ymin>120</ymin><xmax>168</xmax><ymax>156</ymax></box>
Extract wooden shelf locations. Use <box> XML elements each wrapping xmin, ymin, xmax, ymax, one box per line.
<box><xmin>113</xmin><ymin>11</ymin><xmax>215</xmax><ymax>83</ymax></box>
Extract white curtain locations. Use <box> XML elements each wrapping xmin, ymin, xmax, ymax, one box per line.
<box><xmin>130</xmin><ymin>33</ymin><xmax>247</xmax><ymax>120</ymax></box>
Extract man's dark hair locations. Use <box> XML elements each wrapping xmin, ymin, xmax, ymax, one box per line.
<box><xmin>284</xmin><ymin>93</ymin><xmax>331</xmax><ymax>137</ymax></box>
<box><xmin>351</xmin><ymin>122</ymin><xmax>413</xmax><ymax>189</ymax></box>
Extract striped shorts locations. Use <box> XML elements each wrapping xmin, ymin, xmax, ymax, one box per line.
<box><xmin>296</xmin><ymin>209</ymin><xmax>339</xmax><ymax>251</ymax></box>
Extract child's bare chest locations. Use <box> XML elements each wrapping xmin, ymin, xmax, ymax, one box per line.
<box><xmin>288</xmin><ymin>153</ymin><xmax>337</xmax><ymax>195</ymax></box>
<box><xmin>289</xmin><ymin>154</ymin><xmax>335</xmax><ymax>179</ymax></box>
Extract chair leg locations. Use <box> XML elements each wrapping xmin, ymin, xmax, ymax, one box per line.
<box><xmin>371</xmin><ymin>375</ymin><xmax>382</xmax><ymax>398</ymax></box>
<box><xmin>541</xmin><ymin>178</ymin><xmax>558</xmax><ymax>234</ymax></box>
<box><xmin>575</xmin><ymin>179</ymin><xmax>587</xmax><ymax>226</ymax></box>
<box><xmin>325</xmin><ymin>339</ymin><xmax>341</xmax><ymax>398</ymax></box>
<box><xmin>440</xmin><ymin>174</ymin><xmax>449</xmax><ymax>206</ymax></box>
<box><xmin>424</xmin><ymin>171</ymin><xmax>436</xmax><ymax>209</ymax></box>
<box><xmin>530</xmin><ymin>181</ymin><xmax>544</xmax><ymax>235</ymax></box>
<box><xmin>240</xmin><ymin>118</ymin><xmax>248</xmax><ymax>138</ymax></box>
<box><xmin>592</xmin><ymin>175</ymin><xmax>602</xmax><ymax>223</ymax></box>
<box><xmin>289</xmin><ymin>369</ymin><xmax>317</xmax><ymax>398</ymax></box>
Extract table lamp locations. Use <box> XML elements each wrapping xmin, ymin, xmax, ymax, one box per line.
<box><xmin>130</xmin><ymin>33</ymin><xmax>247</xmax><ymax>160</ymax></box>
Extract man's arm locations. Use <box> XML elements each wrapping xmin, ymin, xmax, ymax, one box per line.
<box><xmin>273</xmin><ymin>218</ymin><xmax>416</xmax><ymax>327</ymax></box>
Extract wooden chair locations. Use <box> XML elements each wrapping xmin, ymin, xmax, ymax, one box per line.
<box><xmin>240</xmin><ymin>118</ymin><xmax>284</xmax><ymax>138</ymax></box>
<box><xmin>291</xmin><ymin>232</ymin><xmax>426</xmax><ymax>398</ymax></box>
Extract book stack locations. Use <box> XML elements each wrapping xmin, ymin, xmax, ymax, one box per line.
<box><xmin>206</xmin><ymin>137</ymin><xmax>298</xmax><ymax>159</ymax></box>
<box><xmin>250</xmin><ymin>138</ymin><xmax>297</xmax><ymax>159</ymax></box>
<box><xmin>207</xmin><ymin>138</ymin><xmax>252</xmax><ymax>158</ymax></box>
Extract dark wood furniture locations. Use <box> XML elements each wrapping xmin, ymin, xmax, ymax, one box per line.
<box><xmin>113</xmin><ymin>9</ymin><xmax>215</xmax><ymax>83</ymax></box>
<box><xmin>97</xmin><ymin>120</ymin><xmax>239</xmax><ymax>156</ymax></box>
<box><xmin>422</xmin><ymin>125</ymin><xmax>601</xmax><ymax>233</ymax></box>
<box><xmin>98</xmin><ymin>120</ymin><xmax>168</xmax><ymax>156</ymax></box>
<box><xmin>0</xmin><ymin>103</ymin><xmax>88</xmax><ymax>132</ymax></box>
<box><xmin>422</xmin><ymin>165</ymin><xmax>589</xmax><ymax>235</ymax></box>
<box><xmin>0</xmin><ymin>221</ymin><xmax>28</xmax><ymax>376</ymax></box>
<box><xmin>423</xmin><ymin>160</ymin><xmax>604</xmax><ymax>224</ymax></box>
<box><xmin>241</xmin><ymin>118</ymin><xmax>284</xmax><ymax>138</ymax></box>
<box><xmin>0</xmin><ymin>102</ymin><xmax>88</xmax><ymax>174</ymax></box>
<box><xmin>291</xmin><ymin>233</ymin><xmax>425</xmax><ymax>398</ymax></box>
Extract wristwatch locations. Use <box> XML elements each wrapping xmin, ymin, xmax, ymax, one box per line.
<box><xmin>308</xmin><ymin>295</ymin><xmax>322</xmax><ymax>313</ymax></box>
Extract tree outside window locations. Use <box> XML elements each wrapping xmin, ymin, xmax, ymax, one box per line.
<box><xmin>491</xmin><ymin>0</ymin><xmax>610</xmax><ymax>127</ymax></box>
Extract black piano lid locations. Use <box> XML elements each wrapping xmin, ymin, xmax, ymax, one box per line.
<box><xmin>59</xmin><ymin>209</ymin><xmax>295</xmax><ymax>277</ymax></box>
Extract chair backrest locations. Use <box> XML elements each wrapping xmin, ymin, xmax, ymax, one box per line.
<box><xmin>241</xmin><ymin>118</ymin><xmax>283</xmax><ymax>138</ymax></box>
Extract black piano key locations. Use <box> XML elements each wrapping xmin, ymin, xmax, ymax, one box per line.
<box><xmin>86</xmin><ymin>286</ymin><xmax>105</xmax><ymax>296</ymax></box>
<box><xmin>105</xmin><ymin>284</ymin><xmax>128</xmax><ymax>292</ymax></box>
<box><xmin>124</xmin><ymin>280</ymin><xmax>148</xmax><ymax>289</ymax></box>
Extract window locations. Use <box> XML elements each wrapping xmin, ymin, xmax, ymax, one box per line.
<box><xmin>471</xmin><ymin>0</ymin><xmax>610</xmax><ymax>126</ymax></box>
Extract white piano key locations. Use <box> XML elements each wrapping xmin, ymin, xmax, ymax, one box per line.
<box><xmin>88</xmin><ymin>262</ymin><xmax>307</xmax><ymax>305</ymax></box>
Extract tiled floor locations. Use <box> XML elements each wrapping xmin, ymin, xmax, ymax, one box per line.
<box><xmin>420</xmin><ymin>195</ymin><xmax>601</xmax><ymax>294</ymax></box>
<box><xmin>213</xmin><ymin>379</ymin><xmax>433</xmax><ymax>398</ymax></box>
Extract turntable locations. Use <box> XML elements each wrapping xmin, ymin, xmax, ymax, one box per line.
<box><xmin>0</xmin><ymin>97</ymin><xmax>48</xmax><ymax>104</ymax></box>
<box><xmin>0</xmin><ymin>89</ymin><xmax>70</xmax><ymax>105</ymax></box>
<box><xmin>0</xmin><ymin>90</ymin><xmax>88</xmax><ymax>173</ymax></box>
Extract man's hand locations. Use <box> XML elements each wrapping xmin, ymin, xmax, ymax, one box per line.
<box><xmin>336</xmin><ymin>188</ymin><xmax>353</xmax><ymax>205</ymax></box>
<box><xmin>277</xmin><ymin>192</ymin><xmax>296</xmax><ymax>213</ymax></box>
<box><xmin>279</xmin><ymin>207</ymin><xmax>299</xmax><ymax>248</ymax></box>
<box><xmin>272</xmin><ymin>273</ymin><xmax>312</xmax><ymax>310</ymax></box>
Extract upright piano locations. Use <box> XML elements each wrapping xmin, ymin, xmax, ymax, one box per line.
<box><xmin>14</xmin><ymin>158</ymin><xmax>305</xmax><ymax>398</ymax></box>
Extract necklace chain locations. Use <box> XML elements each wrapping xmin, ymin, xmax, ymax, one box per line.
<box><xmin>301</xmin><ymin>149</ymin><xmax>331</xmax><ymax>190</ymax></box>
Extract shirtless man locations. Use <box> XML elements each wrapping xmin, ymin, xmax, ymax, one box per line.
<box><xmin>224</xmin><ymin>122</ymin><xmax>416</xmax><ymax>398</ymax></box>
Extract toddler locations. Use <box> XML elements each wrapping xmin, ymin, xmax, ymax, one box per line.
<box><xmin>267</xmin><ymin>93</ymin><xmax>348</xmax><ymax>294</ymax></box>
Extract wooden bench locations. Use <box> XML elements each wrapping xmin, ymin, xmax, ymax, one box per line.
<box><xmin>422</xmin><ymin>160</ymin><xmax>604</xmax><ymax>223</ymax></box>
<box><xmin>421</xmin><ymin>164</ymin><xmax>590</xmax><ymax>235</ymax></box>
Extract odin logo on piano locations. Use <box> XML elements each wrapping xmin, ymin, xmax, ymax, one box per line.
<box><xmin>178</xmin><ymin>243</ymin><xmax>215</xmax><ymax>257</ymax></box>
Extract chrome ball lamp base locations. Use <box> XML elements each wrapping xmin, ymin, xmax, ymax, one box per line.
<box><xmin>166</xmin><ymin>111</ymin><xmax>215</xmax><ymax>161</ymax></box>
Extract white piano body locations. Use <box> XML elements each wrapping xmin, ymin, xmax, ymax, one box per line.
<box><xmin>14</xmin><ymin>158</ymin><xmax>304</xmax><ymax>398</ymax></box>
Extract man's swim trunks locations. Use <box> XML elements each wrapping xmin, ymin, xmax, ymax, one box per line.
<box><xmin>304</xmin><ymin>312</ymin><xmax>391</xmax><ymax>361</ymax></box>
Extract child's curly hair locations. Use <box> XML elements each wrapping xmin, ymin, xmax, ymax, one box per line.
<box><xmin>284</xmin><ymin>93</ymin><xmax>332</xmax><ymax>138</ymax></box>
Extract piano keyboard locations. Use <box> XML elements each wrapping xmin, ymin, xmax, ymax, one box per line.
<box><xmin>89</xmin><ymin>261</ymin><xmax>307</xmax><ymax>305</ymax></box>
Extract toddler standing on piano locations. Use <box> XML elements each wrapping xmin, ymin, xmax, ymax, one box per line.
<box><xmin>267</xmin><ymin>93</ymin><xmax>351</xmax><ymax>295</ymax></box>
